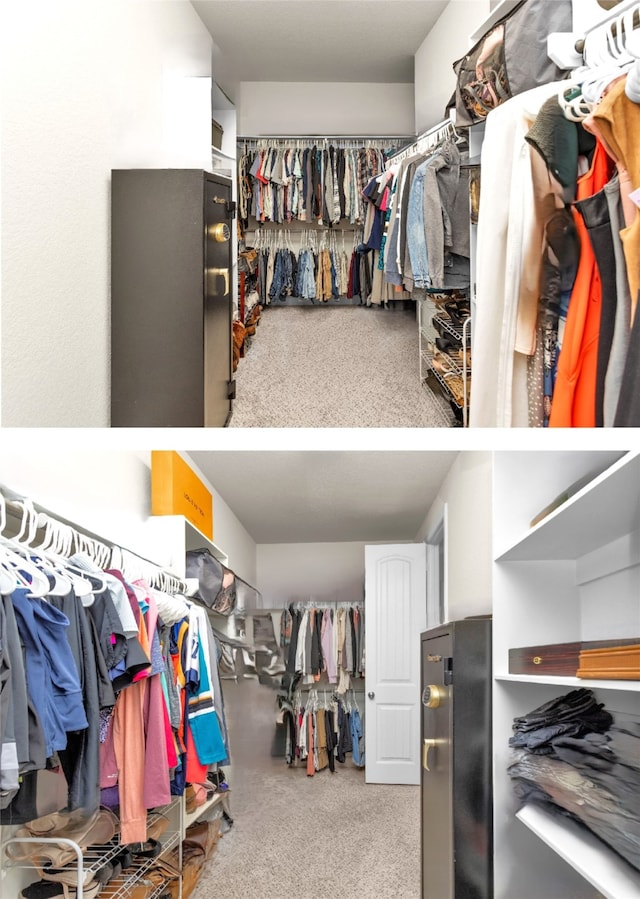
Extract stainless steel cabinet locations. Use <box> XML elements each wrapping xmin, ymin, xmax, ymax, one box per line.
<box><xmin>421</xmin><ymin>618</ymin><xmax>492</xmax><ymax>899</ymax></box>
<box><xmin>111</xmin><ymin>169</ymin><xmax>235</xmax><ymax>427</ymax></box>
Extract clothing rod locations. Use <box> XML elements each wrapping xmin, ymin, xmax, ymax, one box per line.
<box><xmin>237</xmin><ymin>135</ymin><xmax>413</xmax><ymax>141</ymax></box>
<box><xmin>290</xmin><ymin>600</ymin><xmax>363</xmax><ymax>608</ymax></box>
<box><xmin>582</xmin><ymin>0</ymin><xmax>639</xmax><ymax>37</ymax></box>
<box><xmin>386</xmin><ymin>118</ymin><xmax>455</xmax><ymax>162</ymax></box>
<box><xmin>0</xmin><ymin>484</ymin><xmax>188</xmax><ymax>593</ymax></box>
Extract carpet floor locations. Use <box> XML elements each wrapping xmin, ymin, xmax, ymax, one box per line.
<box><xmin>190</xmin><ymin>678</ymin><xmax>421</xmax><ymax>899</ymax></box>
<box><xmin>229</xmin><ymin>305</ymin><xmax>454</xmax><ymax>428</ymax></box>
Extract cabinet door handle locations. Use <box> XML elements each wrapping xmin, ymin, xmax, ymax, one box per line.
<box><xmin>206</xmin><ymin>267</ymin><xmax>229</xmax><ymax>296</ymax></box>
<box><xmin>423</xmin><ymin>738</ymin><xmax>438</xmax><ymax>771</ymax></box>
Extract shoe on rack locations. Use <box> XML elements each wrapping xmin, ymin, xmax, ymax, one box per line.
<box><xmin>435</xmin><ymin>336</ymin><xmax>459</xmax><ymax>353</ymax></box>
<box><xmin>431</xmin><ymin>315</ymin><xmax>449</xmax><ymax>338</ymax></box>
<box><xmin>38</xmin><ymin>859</ymin><xmax>113</xmax><ymax>889</ymax></box>
<box><xmin>431</xmin><ymin>352</ymin><xmax>456</xmax><ymax>376</ymax></box>
<box><xmin>442</xmin><ymin>302</ymin><xmax>470</xmax><ymax>327</ymax></box>
<box><xmin>20</xmin><ymin>879</ymin><xmax>102</xmax><ymax>899</ymax></box>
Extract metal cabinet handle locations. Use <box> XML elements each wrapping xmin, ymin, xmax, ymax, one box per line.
<box><xmin>206</xmin><ymin>267</ymin><xmax>229</xmax><ymax>296</ymax></box>
<box><xmin>423</xmin><ymin>738</ymin><xmax>437</xmax><ymax>771</ymax></box>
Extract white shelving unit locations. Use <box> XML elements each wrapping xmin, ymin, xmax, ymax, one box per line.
<box><xmin>418</xmin><ymin>293</ymin><xmax>471</xmax><ymax>425</ymax></box>
<box><xmin>3</xmin><ymin>800</ymin><xmax>183</xmax><ymax>899</ymax></box>
<box><xmin>182</xmin><ymin>789</ymin><xmax>231</xmax><ymax>839</ymax></box>
<box><xmin>492</xmin><ymin>450</ymin><xmax>640</xmax><ymax>899</ymax></box>
<box><xmin>516</xmin><ymin>804</ymin><xmax>640</xmax><ymax>899</ymax></box>
<box><xmin>496</xmin><ymin>673</ymin><xmax>640</xmax><ymax>692</ymax></box>
<box><xmin>145</xmin><ymin>514</ymin><xmax>229</xmax><ymax>579</ymax></box>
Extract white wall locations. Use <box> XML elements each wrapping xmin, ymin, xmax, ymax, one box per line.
<box><xmin>415</xmin><ymin>451</ymin><xmax>493</xmax><ymax>620</ymax></box>
<box><xmin>1</xmin><ymin>0</ymin><xmax>214</xmax><ymax>426</ymax></box>
<box><xmin>414</xmin><ymin>0</ymin><xmax>490</xmax><ymax>132</ymax></box>
<box><xmin>181</xmin><ymin>453</ymin><xmax>257</xmax><ymax>587</ymax></box>
<box><xmin>0</xmin><ymin>451</ymin><xmax>155</xmax><ymax>560</ymax></box>
<box><xmin>256</xmin><ymin>542</ymin><xmax>367</xmax><ymax>608</ymax></box>
<box><xmin>0</xmin><ymin>450</ymin><xmax>257</xmax><ymax>587</ymax></box>
<box><xmin>236</xmin><ymin>81</ymin><xmax>415</xmax><ymax>136</ymax></box>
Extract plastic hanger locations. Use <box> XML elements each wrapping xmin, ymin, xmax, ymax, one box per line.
<box><xmin>0</xmin><ymin>501</ymin><xmax>51</xmax><ymax>597</ymax></box>
<box><xmin>0</xmin><ymin>561</ymin><xmax>16</xmax><ymax>595</ymax></box>
<box><xmin>26</xmin><ymin>516</ymin><xmax>98</xmax><ymax>598</ymax></box>
<box><xmin>0</xmin><ymin>544</ymin><xmax>52</xmax><ymax>598</ymax></box>
<box><xmin>27</xmin><ymin>549</ymin><xmax>73</xmax><ymax>597</ymax></box>
<box><xmin>0</xmin><ymin>496</ymin><xmax>20</xmax><ymax>593</ymax></box>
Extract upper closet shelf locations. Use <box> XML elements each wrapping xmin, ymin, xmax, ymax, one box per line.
<box><xmin>146</xmin><ymin>514</ymin><xmax>229</xmax><ymax>578</ymax></box>
<box><xmin>496</xmin><ymin>674</ymin><xmax>640</xmax><ymax>692</ymax></box>
<box><xmin>516</xmin><ymin>804</ymin><xmax>640</xmax><ymax>899</ymax></box>
<box><xmin>182</xmin><ymin>789</ymin><xmax>227</xmax><ymax>833</ymax></box>
<box><xmin>495</xmin><ymin>451</ymin><xmax>640</xmax><ymax>562</ymax></box>
<box><xmin>469</xmin><ymin>0</ymin><xmax>522</xmax><ymax>41</ymax></box>
<box><xmin>212</xmin><ymin>147</ymin><xmax>235</xmax><ymax>160</ymax></box>
<box><xmin>183</xmin><ymin>518</ymin><xmax>227</xmax><ymax>561</ymax></box>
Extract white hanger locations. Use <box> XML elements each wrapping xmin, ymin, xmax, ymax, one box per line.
<box><xmin>0</xmin><ymin>562</ymin><xmax>15</xmax><ymax>595</ymax></box>
<box><xmin>28</xmin><ymin>515</ymin><xmax>98</xmax><ymax>598</ymax></box>
<box><xmin>0</xmin><ymin>501</ymin><xmax>51</xmax><ymax>597</ymax></box>
<box><xmin>0</xmin><ymin>544</ymin><xmax>52</xmax><ymax>598</ymax></box>
<box><xmin>45</xmin><ymin>516</ymin><xmax>107</xmax><ymax>598</ymax></box>
<box><xmin>0</xmin><ymin>495</ymin><xmax>18</xmax><ymax>593</ymax></box>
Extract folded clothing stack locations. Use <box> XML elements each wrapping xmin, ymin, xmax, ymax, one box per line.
<box><xmin>508</xmin><ymin>688</ymin><xmax>640</xmax><ymax>872</ymax></box>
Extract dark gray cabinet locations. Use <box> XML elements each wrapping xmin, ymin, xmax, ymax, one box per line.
<box><xmin>421</xmin><ymin>618</ymin><xmax>492</xmax><ymax>899</ymax></box>
<box><xmin>111</xmin><ymin>169</ymin><xmax>234</xmax><ymax>427</ymax></box>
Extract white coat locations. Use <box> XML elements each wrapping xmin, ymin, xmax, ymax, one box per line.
<box><xmin>470</xmin><ymin>81</ymin><xmax>569</xmax><ymax>428</ymax></box>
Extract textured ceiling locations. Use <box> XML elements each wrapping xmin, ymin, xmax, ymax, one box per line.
<box><xmin>187</xmin><ymin>451</ymin><xmax>458</xmax><ymax>543</ymax></box>
<box><xmin>192</xmin><ymin>0</ymin><xmax>449</xmax><ymax>95</ymax></box>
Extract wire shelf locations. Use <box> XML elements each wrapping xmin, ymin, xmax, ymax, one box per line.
<box><xmin>97</xmin><ymin>831</ymin><xmax>180</xmax><ymax>898</ymax></box>
<box><xmin>3</xmin><ymin>802</ymin><xmax>181</xmax><ymax>899</ymax></box>
<box><xmin>420</xmin><ymin>352</ymin><xmax>470</xmax><ymax>410</ymax></box>
<box><xmin>417</xmin><ymin>292</ymin><xmax>471</xmax><ymax>424</ymax></box>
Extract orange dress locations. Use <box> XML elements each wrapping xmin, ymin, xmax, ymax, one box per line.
<box><xmin>549</xmin><ymin>140</ymin><xmax>614</xmax><ymax>427</ymax></box>
<box><xmin>592</xmin><ymin>77</ymin><xmax>640</xmax><ymax>324</ymax></box>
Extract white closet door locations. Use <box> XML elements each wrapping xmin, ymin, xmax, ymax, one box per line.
<box><xmin>365</xmin><ymin>543</ymin><xmax>426</xmax><ymax>785</ymax></box>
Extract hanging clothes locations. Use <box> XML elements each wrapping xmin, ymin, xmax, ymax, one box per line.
<box><xmin>549</xmin><ymin>140</ymin><xmax>614</xmax><ymax>427</ymax></box>
<box><xmin>0</xmin><ymin>526</ymin><xmax>231</xmax><ymax>845</ymax></box>
<box><xmin>238</xmin><ymin>142</ymin><xmax>394</xmax><ymax>228</ymax></box>
<box><xmin>49</xmin><ymin>590</ymin><xmax>105</xmax><ymax>815</ymax></box>
<box><xmin>284</xmin><ymin>690</ymin><xmax>363</xmax><ymax>774</ymax></box>
<box><xmin>470</xmin><ymin>79</ymin><xmax>571</xmax><ymax>428</ymax></box>
<box><xmin>9</xmin><ymin>588</ymin><xmax>88</xmax><ymax>762</ymax></box>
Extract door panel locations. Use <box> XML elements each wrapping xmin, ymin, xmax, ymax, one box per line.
<box><xmin>422</xmin><ymin>632</ymin><xmax>453</xmax><ymax>899</ymax></box>
<box><xmin>204</xmin><ymin>179</ymin><xmax>233</xmax><ymax>427</ymax></box>
<box><xmin>365</xmin><ymin>543</ymin><xmax>426</xmax><ymax>785</ymax></box>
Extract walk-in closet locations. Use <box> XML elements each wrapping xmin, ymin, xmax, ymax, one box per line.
<box><xmin>0</xmin><ymin>447</ymin><xmax>638</xmax><ymax>898</ymax></box>
<box><xmin>3</xmin><ymin>0</ymin><xmax>640</xmax><ymax>427</ymax></box>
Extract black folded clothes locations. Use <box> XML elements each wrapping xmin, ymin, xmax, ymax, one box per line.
<box><xmin>511</xmin><ymin>687</ymin><xmax>612</xmax><ymax>734</ymax></box>
<box><xmin>508</xmin><ymin>688</ymin><xmax>640</xmax><ymax>873</ymax></box>
<box><xmin>509</xmin><ymin>750</ymin><xmax>640</xmax><ymax>872</ymax></box>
